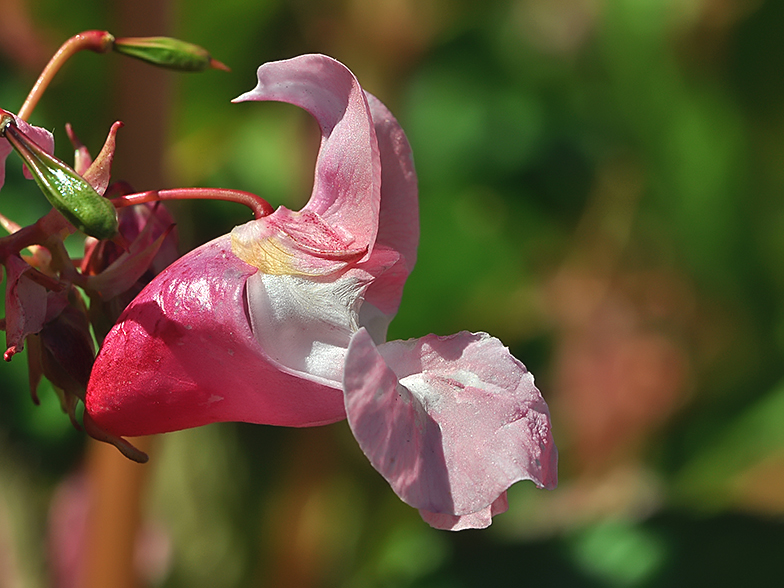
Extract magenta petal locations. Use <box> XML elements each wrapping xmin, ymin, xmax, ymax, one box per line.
<box><xmin>343</xmin><ymin>328</ymin><xmax>557</xmax><ymax>530</ymax></box>
<box><xmin>85</xmin><ymin>236</ymin><xmax>346</xmax><ymax>437</ymax></box>
<box><xmin>2</xmin><ymin>255</ymin><xmax>67</xmax><ymax>360</ymax></box>
<box><xmin>231</xmin><ymin>54</ymin><xmax>380</xmax><ymax>267</ymax></box>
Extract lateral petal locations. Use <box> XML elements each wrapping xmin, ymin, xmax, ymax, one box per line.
<box><xmin>343</xmin><ymin>328</ymin><xmax>557</xmax><ymax>530</ymax></box>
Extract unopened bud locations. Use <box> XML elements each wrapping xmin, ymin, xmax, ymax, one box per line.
<box><xmin>1</xmin><ymin>121</ymin><xmax>119</xmax><ymax>240</ymax></box>
<box><xmin>112</xmin><ymin>36</ymin><xmax>229</xmax><ymax>72</ymax></box>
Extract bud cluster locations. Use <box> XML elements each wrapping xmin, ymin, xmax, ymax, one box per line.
<box><xmin>0</xmin><ymin>31</ymin><xmax>240</xmax><ymax>460</ymax></box>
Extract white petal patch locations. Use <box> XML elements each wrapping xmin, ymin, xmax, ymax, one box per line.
<box><xmin>246</xmin><ymin>271</ymin><xmax>369</xmax><ymax>383</ymax></box>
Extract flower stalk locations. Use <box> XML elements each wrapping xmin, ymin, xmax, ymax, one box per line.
<box><xmin>112</xmin><ymin>187</ymin><xmax>274</xmax><ymax>220</ymax></box>
<box><xmin>18</xmin><ymin>30</ymin><xmax>115</xmax><ymax>121</ymax></box>
<box><xmin>17</xmin><ymin>30</ymin><xmax>227</xmax><ymax>121</ymax></box>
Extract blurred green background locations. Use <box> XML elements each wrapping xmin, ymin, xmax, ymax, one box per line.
<box><xmin>3</xmin><ymin>0</ymin><xmax>784</xmax><ymax>586</ymax></box>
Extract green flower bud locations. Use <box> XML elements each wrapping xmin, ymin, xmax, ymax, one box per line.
<box><xmin>1</xmin><ymin>120</ymin><xmax>119</xmax><ymax>240</ymax></box>
<box><xmin>112</xmin><ymin>36</ymin><xmax>229</xmax><ymax>72</ymax></box>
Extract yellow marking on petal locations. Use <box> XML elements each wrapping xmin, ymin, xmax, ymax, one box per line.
<box><xmin>231</xmin><ymin>231</ymin><xmax>300</xmax><ymax>275</ymax></box>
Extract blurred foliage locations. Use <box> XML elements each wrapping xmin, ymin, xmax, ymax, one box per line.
<box><xmin>4</xmin><ymin>0</ymin><xmax>784</xmax><ymax>586</ymax></box>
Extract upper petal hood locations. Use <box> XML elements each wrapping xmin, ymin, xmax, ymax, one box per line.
<box><xmin>85</xmin><ymin>235</ymin><xmax>346</xmax><ymax>437</ymax></box>
<box><xmin>231</xmin><ymin>54</ymin><xmax>381</xmax><ymax>276</ymax></box>
<box><xmin>231</xmin><ymin>55</ymin><xmax>419</xmax><ymax>344</ymax></box>
<box><xmin>359</xmin><ymin>93</ymin><xmax>418</xmax><ymax>336</ymax></box>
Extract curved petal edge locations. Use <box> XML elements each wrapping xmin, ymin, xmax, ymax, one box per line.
<box><xmin>231</xmin><ymin>54</ymin><xmax>380</xmax><ymax>274</ymax></box>
<box><xmin>343</xmin><ymin>328</ymin><xmax>557</xmax><ymax>531</ymax></box>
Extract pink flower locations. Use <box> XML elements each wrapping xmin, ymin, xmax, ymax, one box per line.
<box><xmin>85</xmin><ymin>54</ymin><xmax>557</xmax><ymax>529</ymax></box>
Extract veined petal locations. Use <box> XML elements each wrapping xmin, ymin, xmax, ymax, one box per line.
<box><xmin>231</xmin><ymin>54</ymin><xmax>380</xmax><ymax>275</ymax></box>
<box><xmin>231</xmin><ymin>208</ymin><xmax>366</xmax><ymax>276</ymax></box>
<box><xmin>343</xmin><ymin>328</ymin><xmax>557</xmax><ymax>530</ymax></box>
<box><xmin>85</xmin><ymin>236</ymin><xmax>346</xmax><ymax>437</ymax></box>
<box><xmin>351</xmin><ymin>93</ymin><xmax>419</xmax><ymax>343</ymax></box>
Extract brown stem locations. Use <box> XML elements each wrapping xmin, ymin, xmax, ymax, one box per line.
<box><xmin>112</xmin><ymin>187</ymin><xmax>274</xmax><ymax>219</ymax></box>
<box><xmin>83</xmin><ymin>436</ymin><xmax>153</xmax><ymax>588</ymax></box>
<box><xmin>17</xmin><ymin>30</ymin><xmax>115</xmax><ymax>121</ymax></box>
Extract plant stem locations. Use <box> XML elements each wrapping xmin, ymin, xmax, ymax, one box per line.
<box><xmin>112</xmin><ymin>187</ymin><xmax>274</xmax><ymax>219</ymax></box>
<box><xmin>18</xmin><ymin>31</ymin><xmax>115</xmax><ymax>121</ymax></box>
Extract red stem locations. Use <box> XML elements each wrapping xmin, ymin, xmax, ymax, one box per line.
<box><xmin>111</xmin><ymin>187</ymin><xmax>274</xmax><ymax>220</ymax></box>
<box><xmin>18</xmin><ymin>31</ymin><xmax>115</xmax><ymax>121</ymax></box>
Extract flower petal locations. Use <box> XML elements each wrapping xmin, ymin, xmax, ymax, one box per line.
<box><xmin>364</xmin><ymin>93</ymin><xmax>418</xmax><ymax>304</ymax></box>
<box><xmin>3</xmin><ymin>255</ymin><xmax>66</xmax><ymax>360</ymax></box>
<box><xmin>419</xmin><ymin>493</ymin><xmax>509</xmax><ymax>531</ymax></box>
<box><xmin>343</xmin><ymin>328</ymin><xmax>557</xmax><ymax>530</ymax></box>
<box><xmin>244</xmin><ymin>245</ymin><xmax>398</xmax><ymax>384</ymax></box>
<box><xmin>354</xmin><ymin>94</ymin><xmax>419</xmax><ymax>341</ymax></box>
<box><xmin>85</xmin><ymin>236</ymin><xmax>346</xmax><ymax>437</ymax></box>
<box><xmin>231</xmin><ymin>54</ymin><xmax>380</xmax><ymax>274</ymax></box>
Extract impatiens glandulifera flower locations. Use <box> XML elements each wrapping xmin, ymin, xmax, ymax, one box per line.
<box><xmin>85</xmin><ymin>54</ymin><xmax>557</xmax><ymax>529</ymax></box>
